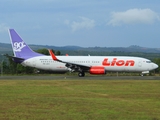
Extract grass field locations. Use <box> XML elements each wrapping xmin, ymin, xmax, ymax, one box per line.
<box><xmin>0</xmin><ymin>79</ymin><xmax>160</xmax><ymax>120</ymax></box>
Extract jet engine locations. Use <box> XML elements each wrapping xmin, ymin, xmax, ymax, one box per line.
<box><xmin>89</xmin><ymin>66</ymin><xmax>106</xmax><ymax>75</ymax></box>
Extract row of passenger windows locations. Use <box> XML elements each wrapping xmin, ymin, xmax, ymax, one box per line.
<box><xmin>70</xmin><ymin>61</ymin><xmax>100</xmax><ymax>63</ymax></box>
<box><xmin>40</xmin><ymin>60</ymin><xmax>100</xmax><ymax>64</ymax></box>
<box><xmin>39</xmin><ymin>59</ymin><xmax>153</xmax><ymax>64</ymax></box>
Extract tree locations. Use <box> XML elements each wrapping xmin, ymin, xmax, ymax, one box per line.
<box><xmin>36</xmin><ymin>48</ymin><xmax>61</xmax><ymax>55</ymax></box>
<box><xmin>56</xmin><ymin>50</ymin><xmax>61</xmax><ymax>55</ymax></box>
<box><xmin>36</xmin><ymin>48</ymin><xmax>50</xmax><ymax>55</ymax></box>
<box><xmin>8</xmin><ymin>56</ymin><xmax>18</xmax><ymax>74</ymax></box>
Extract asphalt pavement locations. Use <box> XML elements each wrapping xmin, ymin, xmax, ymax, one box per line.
<box><xmin>0</xmin><ymin>75</ymin><xmax>160</xmax><ymax>80</ymax></box>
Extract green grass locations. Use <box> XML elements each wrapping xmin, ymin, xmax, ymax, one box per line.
<box><xmin>0</xmin><ymin>80</ymin><xmax>160</xmax><ymax>120</ymax></box>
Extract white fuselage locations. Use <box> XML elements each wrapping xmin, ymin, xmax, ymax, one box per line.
<box><xmin>21</xmin><ymin>56</ymin><xmax>158</xmax><ymax>73</ymax></box>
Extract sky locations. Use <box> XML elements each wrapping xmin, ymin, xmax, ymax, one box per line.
<box><xmin>0</xmin><ymin>0</ymin><xmax>160</xmax><ymax>48</ymax></box>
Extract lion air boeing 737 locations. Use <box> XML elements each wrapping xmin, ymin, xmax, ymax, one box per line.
<box><xmin>8</xmin><ymin>29</ymin><xmax>158</xmax><ymax>77</ymax></box>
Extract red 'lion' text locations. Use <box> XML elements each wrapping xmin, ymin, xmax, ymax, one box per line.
<box><xmin>102</xmin><ymin>58</ymin><xmax>135</xmax><ymax>66</ymax></box>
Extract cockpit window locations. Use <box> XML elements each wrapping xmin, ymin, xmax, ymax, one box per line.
<box><xmin>146</xmin><ymin>61</ymin><xmax>151</xmax><ymax>63</ymax></box>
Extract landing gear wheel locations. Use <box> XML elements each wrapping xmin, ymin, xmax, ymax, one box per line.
<box><xmin>140</xmin><ymin>73</ymin><xmax>144</xmax><ymax>76</ymax></box>
<box><xmin>78</xmin><ymin>72</ymin><xmax>85</xmax><ymax>77</ymax></box>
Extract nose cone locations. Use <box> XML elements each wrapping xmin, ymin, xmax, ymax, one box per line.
<box><xmin>153</xmin><ymin>63</ymin><xmax>158</xmax><ymax>69</ymax></box>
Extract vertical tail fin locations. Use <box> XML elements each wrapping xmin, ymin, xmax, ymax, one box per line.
<box><xmin>9</xmin><ymin>29</ymin><xmax>44</xmax><ymax>59</ymax></box>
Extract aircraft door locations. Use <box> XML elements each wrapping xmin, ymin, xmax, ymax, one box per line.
<box><xmin>32</xmin><ymin>58</ymin><xmax>36</xmax><ymax>67</ymax></box>
<box><xmin>138</xmin><ymin>59</ymin><xmax>142</xmax><ymax>67</ymax></box>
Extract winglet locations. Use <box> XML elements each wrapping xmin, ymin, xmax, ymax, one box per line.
<box><xmin>48</xmin><ymin>49</ymin><xmax>58</xmax><ymax>61</ymax></box>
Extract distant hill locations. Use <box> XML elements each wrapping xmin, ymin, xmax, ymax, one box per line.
<box><xmin>0</xmin><ymin>42</ymin><xmax>160</xmax><ymax>53</ymax></box>
<box><xmin>0</xmin><ymin>42</ymin><xmax>160</xmax><ymax>60</ymax></box>
<box><xmin>27</xmin><ymin>45</ymin><xmax>160</xmax><ymax>53</ymax></box>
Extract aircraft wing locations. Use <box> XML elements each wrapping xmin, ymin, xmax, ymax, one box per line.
<box><xmin>48</xmin><ymin>50</ymin><xmax>91</xmax><ymax>72</ymax></box>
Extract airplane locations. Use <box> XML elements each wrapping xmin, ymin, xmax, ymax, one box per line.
<box><xmin>8</xmin><ymin>29</ymin><xmax>158</xmax><ymax>77</ymax></box>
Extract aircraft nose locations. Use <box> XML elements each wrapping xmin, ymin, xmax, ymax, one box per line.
<box><xmin>153</xmin><ymin>63</ymin><xmax>158</xmax><ymax>69</ymax></box>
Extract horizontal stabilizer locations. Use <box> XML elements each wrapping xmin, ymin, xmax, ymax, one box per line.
<box><xmin>3</xmin><ymin>54</ymin><xmax>24</xmax><ymax>63</ymax></box>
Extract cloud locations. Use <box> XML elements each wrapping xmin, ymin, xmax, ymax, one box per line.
<box><xmin>64</xmin><ymin>19</ymin><xmax>70</xmax><ymax>25</ymax></box>
<box><xmin>71</xmin><ymin>17</ymin><xmax>95</xmax><ymax>32</ymax></box>
<box><xmin>0</xmin><ymin>23</ymin><xmax>9</xmax><ymax>33</ymax></box>
<box><xmin>108</xmin><ymin>8</ymin><xmax>160</xmax><ymax>26</ymax></box>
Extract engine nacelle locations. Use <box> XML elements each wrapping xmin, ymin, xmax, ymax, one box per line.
<box><xmin>89</xmin><ymin>66</ymin><xmax>106</xmax><ymax>75</ymax></box>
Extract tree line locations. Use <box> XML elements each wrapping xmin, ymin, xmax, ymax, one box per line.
<box><xmin>0</xmin><ymin>48</ymin><xmax>160</xmax><ymax>75</ymax></box>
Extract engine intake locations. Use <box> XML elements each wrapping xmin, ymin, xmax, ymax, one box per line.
<box><xmin>89</xmin><ymin>66</ymin><xmax>106</xmax><ymax>75</ymax></box>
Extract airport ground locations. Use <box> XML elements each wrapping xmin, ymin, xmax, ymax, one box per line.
<box><xmin>0</xmin><ymin>75</ymin><xmax>160</xmax><ymax>120</ymax></box>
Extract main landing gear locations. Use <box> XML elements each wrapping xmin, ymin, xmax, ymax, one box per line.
<box><xmin>78</xmin><ymin>71</ymin><xmax>85</xmax><ymax>77</ymax></box>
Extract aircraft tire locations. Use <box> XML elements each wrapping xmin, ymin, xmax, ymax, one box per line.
<box><xmin>78</xmin><ymin>72</ymin><xmax>85</xmax><ymax>77</ymax></box>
